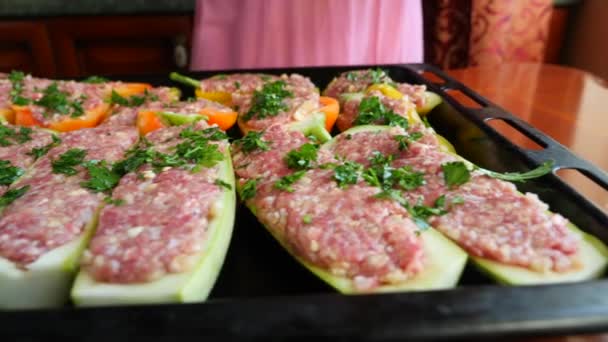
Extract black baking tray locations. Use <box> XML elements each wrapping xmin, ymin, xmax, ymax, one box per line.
<box><xmin>3</xmin><ymin>64</ymin><xmax>608</xmax><ymax>341</ymax></box>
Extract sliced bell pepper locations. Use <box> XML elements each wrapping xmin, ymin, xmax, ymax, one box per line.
<box><xmin>12</xmin><ymin>105</ymin><xmax>44</xmax><ymax>127</ymax></box>
<box><xmin>48</xmin><ymin>103</ymin><xmax>111</xmax><ymax>132</ymax></box>
<box><xmin>365</xmin><ymin>84</ymin><xmax>403</xmax><ymax>100</ymax></box>
<box><xmin>194</xmin><ymin>89</ymin><xmax>232</xmax><ymax>107</ymax></box>
<box><xmin>318</xmin><ymin>96</ymin><xmax>339</xmax><ymax>132</ymax></box>
<box><xmin>170</xmin><ymin>72</ymin><xmax>233</xmax><ymax>107</ymax></box>
<box><xmin>0</xmin><ymin>108</ymin><xmax>14</xmax><ymax>124</ymax></box>
<box><xmin>111</xmin><ymin>83</ymin><xmax>152</xmax><ymax>98</ymax></box>
<box><xmin>199</xmin><ymin>107</ymin><xmax>237</xmax><ymax>131</ymax></box>
<box><xmin>136</xmin><ymin>110</ymin><xmax>167</xmax><ymax>136</ymax></box>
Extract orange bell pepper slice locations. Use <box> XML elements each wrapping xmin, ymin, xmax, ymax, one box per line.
<box><xmin>0</xmin><ymin>108</ymin><xmax>15</xmax><ymax>124</ymax></box>
<box><xmin>319</xmin><ymin>96</ymin><xmax>339</xmax><ymax>132</ymax></box>
<box><xmin>199</xmin><ymin>107</ymin><xmax>238</xmax><ymax>131</ymax></box>
<box><xmin>137</xmin><ymin>110</ymin><xmax>167</xmax><ymax>136</ymax></box>
<box><xmin>111</xmin><ymin>83</ymin><xmax>153</xmax><ymax>98</ymax></box>
<box><xmin>48</xmin><ymin>103</ymin><xmax>111</xmax><ymax>132</ymax></box>
<box><xmin>12</xmin><ymin>106</ymin><xmax>44</xmax><ymax>127</ymax></box>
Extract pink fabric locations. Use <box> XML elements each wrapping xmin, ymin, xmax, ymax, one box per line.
<box><xmin>190</xmin><ymin>0</ymin><xmax>424</xmax><ymax>71</ymax></box>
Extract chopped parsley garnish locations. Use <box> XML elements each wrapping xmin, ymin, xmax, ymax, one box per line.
<box><xmin>0</xmin><ymin>160</ymin><xmax>24</xmax><ymax>186</ymax></box>
<box><xmin>0</xmin><ymin>185</ymin><xmax>29</xmax><ymax>209</ymax></box>
<box><xmin>215</xmin><ymin>179</ymin><xmax>232</xmax><ymax>190</ymax></box>
<box><xmin>80</xmin><ymin>160</ymin><xmax>121</xmax><ymax>193</ymax></box>
<box><xmin>362</xmin><ymin>151</ymin><xmax>425</xmax><ymax>191</ymax></box>
<box><xmin>284</xmin><ymin>143</ymin><xmax>319</xmax><ymax>170</ymax></box>
<box><xmin>476</xmin><ymin>160</ymin><xmax>555</xmax><ymax>182</ymax></box>
<box><xmin>274</xmin><ymin>170</ymin><xmax>306</xmax><ymax>192</ymax></box>
<box><xmin>346</xmin><ymin>72</ymin><xmax>359</xmax><ymax>81</ymax></box>
<box><xmin>8</xmin><ymin>70</ymin><xmax>30</xmax><ymax>105</ymax></box>
<box><xmin>109</xmin><ymin>89</ymin><xmax>158</xmax><ymax>107</ymax></box>
<box><xmin>404</xmin><ymin>196</ymin><xmax>449</xmax><ymax>230</ymax></box>
<box><xmin>239</xmin><ymin>178</ymin><xmax>258</xmax><ymax>200</ymax></box>
<box><xmin>234</xmin><ymin>81</ymin><xmax>241</xmax><ymax>90</ymax></box>
<box><xmin>368</xmin><ymin>68</ymin><xmax>388</xmax><ymax>84</ymax></box>
<box><xmin>104</xmin><ymin>197</ymin><xmax>125</xmax><ymax>206</ymax></box>
<box><xmin>214</xmin><ymin>74</ymin><xmax>228</xmax><ymax>80</ymax></box>
<box><xmin>451</xmin><ymin>195</ymin><xmax>465</xmax><ymax>206</ymax></box>
<box><xmin>35</xmin><ymin>82</ymin><xmax>85</xmax><ymax>118</ymax></box>
<box><xmin>112</xmin><ymin>141</ymin><xmax>152</xmax><ymax>176</ymax></box>
<box><xmin>234</xmin><ymin>131</ymin><xmax>270</xmax><ymax>153</ymax></box>
<box><xmin>242</xmin><ymin>81</ymin><xmax>293</xmax><ymax>121</ymax></box>
<box><xmin>82</xmin><ymin>76</ymin><xmax>109</xmax><ymax>83</ymax></box>
<box><xmin>175</xmin><ymin>133</ymin><xmax>224</xmax><ymax>169</ymax></box>
<box><xmin>51</xmin><ymin>148</ymin><xmax>87</xmax><ymax>175</ymax></box>
<box><xmin>302</xmin><ymin>214</ymin><xmax>313</xmax><ymax>224</ymax></box>
<box><xmin>441</xmin><ymin>161</ymin><xmax>471</xmax><ymax>188</ymax></box>
<box><xmin>353</xmin><ymin>96</ymin><xmax>409</xmax><ymax>129</ymax></box>
<box><xmin>333</xmin><ymin>161</ymin><xmax>363</xmax><ymax>188</ymax></box>
<box><xmin>179</xmin><ymin>126</ymin><xmax>227</xmax><ymax>141</ymax></box>
<box><xmin>442</xmin><ymin>160</ymin><xmax>555</xmax><ymax>188</ymax></box>
<box><xmin>114</xmin><ymin>126</ymin><xmax>226</xmax><ymax>175</ymax></box>
<box><xmin>394</xmin><ymin>132</ymin><xmax>423</xmax><ymax>150</ymax></box>
<box><xmin>0</xmin><ymin>124</ymin><xmax>33</xmax><ymax>146</ymax></box>
<box><xmin>27</xmin><ymin>135</ymin><xmax>61</xmax><ymax>160</ymax></box>
<box><xmin>375</xmin><ymin>191</ymin><xmax>448</xmax><ymax>230</ymax></box>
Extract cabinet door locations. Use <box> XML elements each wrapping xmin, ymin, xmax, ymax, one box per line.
<box><xmin>48</xmin><ymin>16</ymin><xmax>192</xmax><ymax>77</ymax></box>
<box><xmin>0</xmin><ymin>21</ymin><xmax>56</xmax><ymax>77</ymax></box>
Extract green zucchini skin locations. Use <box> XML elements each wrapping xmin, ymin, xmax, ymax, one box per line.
<box><xmin>71</xmin><ymin>150</ymin><xmax>236</xmax><ymax>306</ymax></box>
<box><xmin>337</xmin><ymin>125</ymin><xmax>608</xmax><ymax>285</ymax></box>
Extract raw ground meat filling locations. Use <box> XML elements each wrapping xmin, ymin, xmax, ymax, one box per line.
<box><xmin>234</xmin><ymin>74</ymin><xmax>321</xmax><ymax>131</ymax></box>
<box><xmin>324</xmin><ymin>69</ymin><xmax>428</xmax><ymax>109</ymax></box>
<box><xmin>252</xmin><ymin>168</ymin><xmax>424</xmax><ymax>291</ymax></box>
<box><xmin>323</xmin><ymin>69</ymin><xmax>393</xmax><ymax>100</ymax></box>
<box><xmin>232</xmin><ymin>124</ymin><xmax>316</xmax><ymax>181</ymax></box>
<box><xmin>431</xmin><ymin>176</ymin><xmax>580</xmax><ymax>272</ymax></box>
<box><xmin>21</xmin><ymin>80</ymin><xmax>109</xmax><ymax>126</ymax></box>
<box><xmin>335</xmin><ymin>127</ymin><xmax>581</xmax><ymax>272</ymax></box>
<box><xmin>0</xmin><ymin>126</ymin><xmax>139</xmax><ymax>266</ymax></box>
<box><xmin>200</xmin><ymin>73</ymin><xmax>279</xmax><ymax>95</ymax></box>
<box><xmin>82</xmin><ymin>122</ymin><xmax>229</xmax><ymax>283</ymax></box>
<box><xmin>337</xmin><ymin>90</ymin><xmax>421</xmax><ymax>132</ymax></box>
<box><xmin>232</xmin><ymin>124</ymin><xmax>426</xmax><ymax>291</ymax></box>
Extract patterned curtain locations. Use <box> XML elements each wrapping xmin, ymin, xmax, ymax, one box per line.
<box><xmin>424</xmin><ymin>0</ymin><xmax>554</xmax><ymax>69</ymax></box>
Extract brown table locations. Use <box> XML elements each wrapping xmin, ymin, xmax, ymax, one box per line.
<box><xmin>448</xmin><ymin>63</ymin><xmax>608</xmax><ymax>342</ymax></box>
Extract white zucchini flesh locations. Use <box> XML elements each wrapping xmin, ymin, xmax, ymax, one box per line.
<box><xmin>0</xmin><ymin>209</ymin><xmax>99</xmax><ymax>309</ymax></box>
<box><xmin>71</xmin><ymin>151</ymin><xmax>236</xmax><ymax>306</ymax></box>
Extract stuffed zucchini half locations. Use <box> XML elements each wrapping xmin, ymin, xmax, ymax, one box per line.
<box><xmin>446</xmin><ymin>156</ymin><xmax>608</xmax><ymax>285</ymax></box>
<box><xmin>234</xmin><ymin>122</ymin><xmax>468</xmax><ymax>294</ymax></box>
<box><xmin>339</xmin><ymin>125</ymin><xmax>608</xmax><ymax>286</ymax></box>
<box><xmin>0</xmin><ymin>213</ymin><xmax>98</xmax><ymax>309</ymax></box>
<box><xmin>71</xmin><ymin>120</ymin><xmax>236</xmax><ymax>306</ymax></box>
<box><xmin>0</xmin><ymin>125</ymin><xmax>140</xmax><ymax>309</ymax></box>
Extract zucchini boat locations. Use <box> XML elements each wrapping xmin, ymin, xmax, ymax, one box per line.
<box><xmin>244</xmin><ymin>202</ymin><xmax>468</xmax><ymax>294</ymax></box>
<box><xmin>71</xmin><ymin>121</ymin><xmax>236</xmax><ymax>306</ymax></box>
<box><xmin>234</xmin><ymin>124</ymin><xmax>467</xmax><ymax>294</ymax></box>
<box><xmin>338</xmin><ymin>125</ymin><xmax>608</xmax><ymax>285</ymax></box>
<box><xmin>0</xmin><ymin>212</ymin><xmax>99</xmax><ymax>309</ymax></box>
<box><xmin>0</xmin><ymin>126</ymin><xmax>139</xmax><ymax>309</ymax></box>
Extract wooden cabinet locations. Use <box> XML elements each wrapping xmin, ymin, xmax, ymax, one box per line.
<box><xmin>0</xmin><ymin>15</ymin><xmax>192</xmax><ymax>78</ymax></box>
<box><xmin>0</xmin><ymin>20</ymin><xmax>56</xmax><ymax>77</ymax></box>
